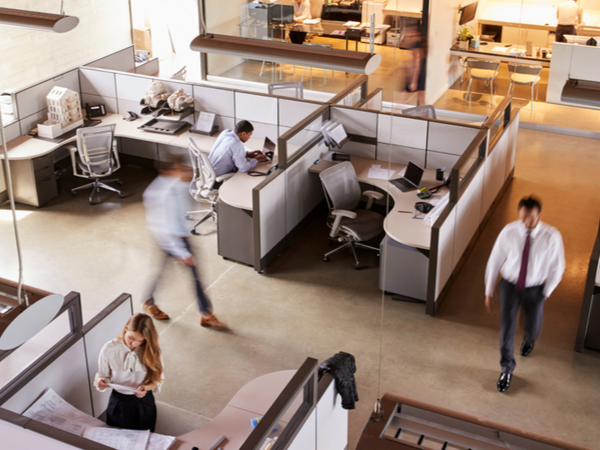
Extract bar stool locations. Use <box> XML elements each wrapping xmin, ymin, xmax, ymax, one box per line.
<box><xmin>465</xmin><ymin>59</ymin><xmax>501</xmax><ymax>105</ymax></box>
<box><xmin>507</xmin><ymin>64</ymin><xmax>542</xmax><ymax>111</ymax></box>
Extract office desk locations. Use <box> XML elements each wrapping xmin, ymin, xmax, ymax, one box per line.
<box><xmin>310</xmin><ymin>155</ymin><xmax>448</xmax><ymax>250</ymax></box>
<box><xmin>450</xmin><ymin>44</ymin><xmax>550</xmax><ymax>68</ymax></box>
<box><xmin>173</xmin><ymin>370</ymin><xmax>296</xmax><ymax>450</ymax></box>
<box><xmin>310</xmin><ymin>155</ymin><xmax>449</xmax><ymax>301</ymax></box>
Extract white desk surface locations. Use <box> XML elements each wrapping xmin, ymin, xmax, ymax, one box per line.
<box><xmin>449</xmin><ymin>44</ymin><xmax>550</xmax><ymax>67</ymax></box>
<box><xmin>173</xmin><ymin>370</ymin><xmax>295</xmax><ymax>450</ymax></box>
<box><xmin>1</xmin><ymin>113</ymin><xmax>277</xmax><ymax>212</ymax></box>
<box><xmin>310</xmin><ymin>155</ymin><xmax>450</xmax><ymax>250</ymax></box>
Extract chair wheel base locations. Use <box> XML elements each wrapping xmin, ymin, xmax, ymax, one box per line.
<box><xmin>71</xmin><ymin>190</ymin><xmax>78</xmax><ymax>196</ymax></box>
<box><xmin>353</xmin><ymin>263</ymin><xmax>360</xmax><ymax>270</ymax></box>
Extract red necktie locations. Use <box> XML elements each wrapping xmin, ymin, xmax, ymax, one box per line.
<box><xmin>516</xmin><ymin>231</ymin><xmax>531</xmax><ymax>293</ymax></box>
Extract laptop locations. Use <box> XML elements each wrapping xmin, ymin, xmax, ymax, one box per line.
<box><xmin>257</xmin><ymin>137</ymin><xmax>276</xmax><ymax>163</ymax></box>
<box><xmin>390</xmin><ymin>161</ymin><xmax>424</xmax><ymax>192</ymax></box>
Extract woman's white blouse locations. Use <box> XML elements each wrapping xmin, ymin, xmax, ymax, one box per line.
<box><xmin>94</xmin><ymin>339</ymin><xmax>164</xmax><ymax>395</ymax></box>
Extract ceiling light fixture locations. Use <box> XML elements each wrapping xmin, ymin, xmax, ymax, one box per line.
<box><xmin>0</xmin><ymin>1</ymin><xmax>79</xmax><ymax>33</ymax></box>
<box><xmin>190</xmin><ymin>34</ymin><xmax>382</xmax><ymax>75</ymax></box>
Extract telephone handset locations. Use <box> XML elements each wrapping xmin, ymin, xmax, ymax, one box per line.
<box><xmin>266</xmin><ymin>164</ymin><xmax>278</xmax><ymax>175</ymax></box>
<box><xmin>248</xmin><ymin>164</ymin><xmax>279</xmax><ymax>177</ymax></box>
<box><xmin>85</xmin><ymin>103</ymin><xmax>106</xmax><ymax>118</ymax></box>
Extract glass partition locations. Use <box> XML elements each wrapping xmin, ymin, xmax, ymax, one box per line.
<box><xmin>278</xmin><ymin>104</ymin><xmax>329</xmax><ymax>168</ymax></box>
<box><xmin>450</xmin><ymin>128</ymin><xmax>487</xmax><ymax>202</ymax></box>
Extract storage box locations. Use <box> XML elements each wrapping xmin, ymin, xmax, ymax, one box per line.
<box><xmin>386</xmin><ymin>28</ymin><xmax>400</xmax><ymax>46</ymax></box>
<box><xmin>38</xmin><ymin>118</ymin><xmax>83</xmax><ymax>139</ymax></box>
<box><xmin>134</xmin><ymin>27</ymin><xmax>152</xmax><ymax>56</ymax></box>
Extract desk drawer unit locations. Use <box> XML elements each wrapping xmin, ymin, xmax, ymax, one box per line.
<box><xmin>11</xmin><ymin>154</ymin><xmax>58</xmax><ymax>207</ymax></box>
<box><xmin>379</xmin><ymin>235</ymin><xmax>429</xmax><ymax>301</ymax></box>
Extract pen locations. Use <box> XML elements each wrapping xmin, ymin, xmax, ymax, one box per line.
<box><xmin>440</xmin><ymin>167</ymin><xmax>446</xmax><ymax>172</ymax></box>
<box><xmin>418</xmin><ymin>187</ymin><xmax>426</xmax><ymax>193</ymax></box>
<box><xmin>398</xmin><ymin>210</ymin><xmax>412</xmax><ymax>213</ymax></box>
<box><xmin>314</xmin><ymin>159</ymin><xmax>321</xmax><ymax>164</ymax></box>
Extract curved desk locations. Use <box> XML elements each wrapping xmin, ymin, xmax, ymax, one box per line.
<box><xmin>173</xmin><ymin>370</ymin><xmax>297</xmax><ymax>450</ymax></box>
<box><xmin>310</xmin><ymin>155</ymin><xmax>449</xmax><ymax>250</ymax></box>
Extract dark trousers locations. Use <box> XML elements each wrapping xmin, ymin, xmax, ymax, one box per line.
<box><xmin>556</xmin><ymin>24</ymin><xmax>576</xmax><ymax>43</ymax></box>
<box><xmin>107</xmin><ymin>390</ymin><xmax>156</xmax><ymax>432</ymax></box>
<box><xmin>289</xmin><ymin>31</ymin><xmax>307</xmax><ymax>44</ymax></box>
<box><xmin>499</xmin><ymin>279</ymin><xmax>545</xmax><ymax>374</ymax></box>
<box><xmin>146</xmin><ymin>239</ymin><xmax>213</xmax><ymax>315</ymax></box>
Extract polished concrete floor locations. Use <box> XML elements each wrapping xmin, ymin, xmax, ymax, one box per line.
<box><xmin>1</xmin><ymin>126</ymin><xmax>600</xmax><ymax>448</ymax></box>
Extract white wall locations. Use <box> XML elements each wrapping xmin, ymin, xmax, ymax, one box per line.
<box><xmin>0</xmin><ymin>0</ymin><xmax>131</xmax><ymax>94</ymax></box>
<box><xmin>425</xmin><ymin>0</ymin><xmax>463</xmax><ymax>104</ymax></box>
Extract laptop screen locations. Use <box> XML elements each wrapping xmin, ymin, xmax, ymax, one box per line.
<box><xmin>405</xmin><ymin>161</ymin><xmax>424</xmax><ymax>186</ymax></box>
<box><xmin>263</xmin><ymin>137</ymin><xmax>276</xmax><ymax>153</ymax></box>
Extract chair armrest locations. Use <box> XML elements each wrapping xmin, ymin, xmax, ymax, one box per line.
<box><xmin>64</xmin><ymin>144</ymin><xmax>85</xmax><ymax>178</ymax></box>
<box><xmin>216</xmin><ymin>172</ymin><xmax>235</xmax><ymax>183</ymax></box>
<box><xmin>363</xmin><ymin>190</ymin><xmax>383</xmax><ymax>209</ymax></box>
<box><xmin>330</xmin><ymin>209</ymin><xmax>356</xmax><ymax>238</ymax></box>
<box><xmin>64</xmin><ymin>144</ymin><xmax>77</xmax><ymax>153</ymax></box>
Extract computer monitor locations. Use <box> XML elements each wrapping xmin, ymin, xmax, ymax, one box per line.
<box><xmin>271</xmin><ymin>5</ymin><xmax>294</xmax><ymax>24</ymax></box>
<box><xmin>459</xmin><ymin>1</ymin><xmax>478</xmax><ymax>25</ymax></box>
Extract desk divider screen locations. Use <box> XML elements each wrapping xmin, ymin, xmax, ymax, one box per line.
<box><xmin>327</xmin><ymin>75</ymin><xmax>368</xmax><ymax>107</ymax></box>
<box><xmin>361</xmin><ymin>88</ymin><xmax>383</xmax><ymax>111</ymax></box>
<box><xmin>83</xmin><ymin>45</ymin><xmax>136</xmax><ymax>73</ymax></box>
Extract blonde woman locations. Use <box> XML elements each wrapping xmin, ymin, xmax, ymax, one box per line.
<box><xmin>95</xmin><ymin>313</ymin><xmax>164</xmax><ymax>431</ymax></box>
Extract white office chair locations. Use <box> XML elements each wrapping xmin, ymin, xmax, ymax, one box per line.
<box><xmin>267</xmin><ymin>81</ymin><xmax>304</xmax><ymax>98</ymax></box>
<box><xmin>465</xmin><ymin>59</ymin><xmax>501</xmax><ymax>105</ymax></box>
<box><xmin>186</xmin><ymin>137</ymin><xmax>235</xmax><ymax>235</ymax></box>
<box><xmin>301</xmin><ymin>43</ymin><xmax>334</xmax><ymax>86</ymax></box>
<box><xmin>66</xmin><ymin>124</ymin><xmax>123</xmax><ymax>205</ymax></box>
<box><xmin>507</xmin><ymin>64</ymin><xmax>542</xmax><ymax>111</ymax></box>
<box><xmin>319</xmin><ymin>161</ymin><xmax>384</xmax><ymax>270</ymax></box>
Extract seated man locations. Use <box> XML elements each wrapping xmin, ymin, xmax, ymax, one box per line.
<box><xmin>208</xmin><ymin>120</ymin><xmax>266</xmax><ymax>177</ymax></box>
<box><xmin>290</xmin><ymin>0</ymin><xmax>311</xmax><ymax>44</ymax></box>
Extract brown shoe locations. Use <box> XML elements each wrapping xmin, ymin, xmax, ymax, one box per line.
<box><xmin>142</xmin><ymin>299</ymin><xmax>170</xmax><ymax>320</ymax></box>
<box><xmin>200</xmin><ymin>314</ymin><xmax>228</xmax><ymax>330</ymax></box>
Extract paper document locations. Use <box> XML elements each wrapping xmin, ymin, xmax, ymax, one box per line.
<box><xmin>492</xmin><ymin>46</ymin><xmax>509</xmax><ymax>52</ymax></box>
<box><xmin>23</xmin><ymin>388</ymin><xmax>105</xmax><ymax>436</ymax></box>
<box><xmin>343</xmin><ymin>21</ymin><xmax>360</xmax><ymax>27</ymax></box>
<box><xmin>108</xmin><ymin>383</ymin><xmax>143</xmax><ymax>393</ymax></box>
<box><xmin>148</xmin><ymin>433</ymin><xmax>177</xmax><ymax>450</ymax></box>
<box><xmin>195</xmin><ymin>111</ymin><xmax>216</xmax><ymax>133</ymax></box>
<box><xmin>303</xmin><ymin>19</ymin><xmax>320</xmax><ymax>24</ymax></box>
<box><xmin>368</xmin><ymin>164</ymin><xmax>395</xmax><ymax>180</ymax></box>
<box><xmin>84</xmin><ymin>427</ymin><xmax>150</xmax><ymax>450</ymax></box>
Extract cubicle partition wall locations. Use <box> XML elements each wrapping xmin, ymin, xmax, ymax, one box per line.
<box><xmin>83</xmin><ymin>45</ymin><xmax>136</xmax><ymax>73</ymax></box>
<box><xmin>328</xmin><ymin>75</ymin><xmax>368</xmax><ymax>107</ymax></box>
<box><xmin>575</xmin><ymin>219</ymin><xmax>600</xmax><ymax>353</ymax></box>
<box><xmin>427</xmin><ymin>98</ymin><xmax>519</xmax><ymax>315</ymax></box>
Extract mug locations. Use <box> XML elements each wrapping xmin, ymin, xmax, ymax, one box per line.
<box><xmin>541</xmin><ymin>49</ymin><xmax>548</xmax><ymax>58</ymax></box>
<box><xmin>436</xmin><ymin>168</ymin><xmax>444</xmax><ymax>181</ymax></box>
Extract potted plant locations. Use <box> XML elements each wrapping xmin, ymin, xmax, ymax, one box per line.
<box><xmin>458</xmin><ymin>25</ymin><xmax>473</xmax><ymax>50</ymax></box>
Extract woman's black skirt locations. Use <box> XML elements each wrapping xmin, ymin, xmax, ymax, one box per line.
<box><xmin>107</xmin><ymin>389</ymin><xmax>157</xmax><ymax>432</ymax></box>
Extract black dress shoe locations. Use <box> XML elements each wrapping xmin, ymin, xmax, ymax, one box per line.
<box><xmin>497</xmin><ymin>373</ymin><xmax>512</xmax><ymax>393</ymax></box>
<box><xmin>520</xmin><ymin>340</ymin><xmax>535</xmax><ymax>357</ymax></box>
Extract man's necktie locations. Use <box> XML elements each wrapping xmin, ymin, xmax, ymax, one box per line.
<box><xmin>516</xmin><ymin>231</ymin><xmax>531</xmax><ymax>293</ymax></box>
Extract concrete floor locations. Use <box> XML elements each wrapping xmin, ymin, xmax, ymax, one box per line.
<box><xmin>2</xmin><ymin>126</ymin><xmax>600</xmax><ymax>449</ymax></box>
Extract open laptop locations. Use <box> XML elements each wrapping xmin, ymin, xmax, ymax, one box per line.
<box><xmin>257</xmin><ymin>137</ymin><xmax>276</xmax><ymax>162</ymax></box>
<box><xmin>389</xmin><ymin>161</ymin><xmax>424</xmax><ymax>192</ymax></box>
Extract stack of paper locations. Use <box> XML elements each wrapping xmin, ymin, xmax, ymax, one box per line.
<box><xmin>23</xmin><ymin>389</ymin><xmax>176</xmax><ymax>450</ymax></box>
<box><xmin>368</xmin><ymin>164</ymin><xmax>395</xmax><ymax>180</ymax></box>
<box><xmin>343</xmin><ymin>21</ymin><xmax>360</xmax><ymax>27</ymax></box>
<box><xmin>303</xmin><ymin>18</ymin><xmax>320</xmax><ymax>25</ymax></box>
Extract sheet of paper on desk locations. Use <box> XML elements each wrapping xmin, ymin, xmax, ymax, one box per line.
<box><xmin>148</xmin><ymin>433</ymin><xmax>177</xmax><ymax>450</ymax></box>
<box><xmin>368</xmin><ymin>164</ymin><xmax>395</xmax><ymax>180</ymax></box>
<box><xmin>492</xmin><ymin>46</ymin><xmax>509</xmax><ymax>52</ymax></box>
<box><xmin>84</xmin><ymin>427</ymin><xmax>150</xmax><ymax>450</ymax></box>
<box><xmin>23</xmin><ymin>388</ymin><xmax>105</xmax><ymax>436</ymax></box>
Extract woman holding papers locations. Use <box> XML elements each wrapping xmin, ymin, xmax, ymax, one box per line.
<box><xmin>95</xmin><ymin>313</ymin><xmax>164</xmax><ymax>432</ymax></box>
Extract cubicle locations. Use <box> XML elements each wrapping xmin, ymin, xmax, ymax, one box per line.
<box><xmin>575</xmin><ymin>218</ymin><xmax>600</xmax><ymax>353</ymax></box>
<box><xmin>0</xmin><ymin>283</ymin><xmax>347</xmax><ymax>450</ymax></box>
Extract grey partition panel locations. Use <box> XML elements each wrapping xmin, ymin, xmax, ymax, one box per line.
<box><xmin>236</xmin><ymin>92</ymin><xmax>278</xmax><ymax>125</ymax></box>
<box><xmin>84</xmin><ymin>46</ymin><xmax>135</xmax><ymax>72</ymax></box>
<box><xmin>81</xmin><ymin>94</ymin><xmax>118</xmax><ymax>114</ymax></box>
<box><xmin>2</xmin><ymin>120</ymin><xmax>21</xmax><ymax>143</ymax></box>
<box><xmin>193</xmin><ymin>86</ymin><xmax>235</xmax><ymax>117</ymax></box>
<box><xmin>427</xmin><ymin>123</ymin><xmax>480</xmax><ymax>155</ymax></box>
<box><xmin>117</xmin><ymin>98</ymin><xmax>145</xmax><ymax>116</ymax></box>
<box><xmin>156</xmin><ymin>80</ymin><xmax>193</xmax><ymax>98</ymax></box>
<box><xmin>15</xmin><ymin>70</ymin><xmax>80</xmax><ymax>120</ymax></box>
<box><xmin>116</xmin><ymin>74</ymin><xmax>152</xmax><ymax>103</ymax></box>
<box><xmin>249</xmin><ymin>122</ymin><xmax>279</xmax><ymax>141</ymax></box>
<box><xmin>378</xmin><ymin>113</ymin><xmax>428</xmax><ymax>149</ymax></box>
<box><xmin>330</xmin><ymin>107</ymin><xmax>377</xmax><ymax>138</ymax></box>
<box><xmin>2</xmin><ymin>340</ymin><xmax>92</xmax><ymax>417</ymax></box>
<box><xmin>83</xmin><ymin>300</ymin><xmax>133</xmax><ymax>418</ymax></box>
<box><xmin>425</xmin><ymin>151</ymin><xmax>460</xmax><ymax>170</ymax></box>
<box><xmin>135</xmin><ymin>58</ymin><xmax>160</xmax><ymax>76</ymax></box>
<box><xmin>279</xmin><ymin>100</ymin><xmax>322</xmax><ymax>128</ymax></box>
<box><xmin>19</xmin><ymin>110</ymin><xmax>47</xmax><ymax>136</ymax></box>
<box><xmin>79</xmin><ymin>69</ymin><xmax>117</xmax><ymax>98</ymax></box>
<box><xmin>376</xmin><ymin>143</ymin><xmax>425</xmax><ymax>167</ymax></box>
<box><xmin>193</xmin><ymin>112</ymin><xmax>234</xmax><ymax>133</ymax></box>
<box><xmin>452</xmin><ymin>166</ymin><xmax>484</xmax><ymax>268</ymax></box>
<box><xmin>258</xmin><ymin>174</ymin><xmax>287</xmax><ymax>258</ymax></box>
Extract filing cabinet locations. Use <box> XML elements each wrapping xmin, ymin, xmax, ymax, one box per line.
<box><xmin>9</xmin><ymin>153</ymin><xmax>58</xmax><ymax>207</ymax></box>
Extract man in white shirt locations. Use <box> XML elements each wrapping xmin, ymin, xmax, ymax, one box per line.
<box><xmin>485</xmin><ymin>196</ymin><xmax>565</xmax><ymax>393</ymax></box>
<box><xmin>142</xmin><ymin>156</ymin><xmax>227</xmax><ymax>329</ymax></box>
<box><xmin>208</xmin><ymin>120</ymin><xmax>266</xmax><ymax>177</ymax></box>
<box><xmin>556</xmin><ymin>0</ymin><xmax>582</xmax><ymax>43</ymax></box>
<box><xmin>290</xmin><ymin>0</ymin><xmax>311</xmax><ymax>44</ymax></box>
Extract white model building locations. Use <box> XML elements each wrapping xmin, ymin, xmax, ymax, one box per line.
<box><xmin>38</xmin><ymin>87</ymin><xmax>84</xmax><ymax>138</ymax></box>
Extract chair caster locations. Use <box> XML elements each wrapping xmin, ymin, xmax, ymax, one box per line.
<box><xmin>118</xmin><ymin>193</ymin><xmax>124</xmax><ymax>199</ymax></box>
<box><xmin>116</xmin><ymin>180</ymin><xmax>123</xmax><ymax>186</ymax></box>
<box><xmin>353</xmin><ymin>263</ymin><xmax>360</xmax><ymax>270</ymax></box>
<box><xmin>185</xmin><ymin>214</ymin><xmax>192</xmax><ymax>221</ymax></box>
<box><xmin>89</xmin><ymin>199</ymin><xmax>95</xmax><ymax>205</ymax></box>
<box><xmin>324</xmin><ymin>256</ymin><xmax>329</xmax><ymax>262</ymax></box>
<box><xmin>71</xmin><ymin>190</ymin><xmax>77</xmax><ymax>196</ymax></box>
<box><xmin>191</xmin><ymin>229</ymin><xmax>199</xmax><ymax>235</ymax></box>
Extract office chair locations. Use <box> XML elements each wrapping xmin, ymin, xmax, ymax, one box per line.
<box><xmin>267</xmin><ymin>81</ymin><xmax>304</xmax><ymax>98</ymax></box>
<box><xmin>507</xmin><ymin>64</ymin><xmax>542</xmax><ymax>111</ymax></box>
<box><xmin>402</xmin><ymin>105</ymin><xmax>437</xmax><ymax>119</ymax></box>
<box><xmin>319</xmin><ymin>161</ymin><xmax>384</xmax><ymax>269</ymax></box>
<box><xmin>186</xmin><ymin>137</ymin><xmax>235</xmax><ymax>235</ymax></box>
<box><xmin>465</xmin><ymin>59</ymin><xmax>500</xmax><ymax>105</ymax></box>
<box><xmin>66</xmin><ymin>124</ymin><xmax>123</xmax><ymax>205</ymax></box>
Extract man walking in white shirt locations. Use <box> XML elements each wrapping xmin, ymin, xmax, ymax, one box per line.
<box><xmin>556</xmin><ymin>0</ymin><xmax>582</xmax><ymax>43</ymax></box>
<box><xmin>485</xmin><ymin>196</ymin><xmax>565</xmax><ymax>393</ymax></box>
